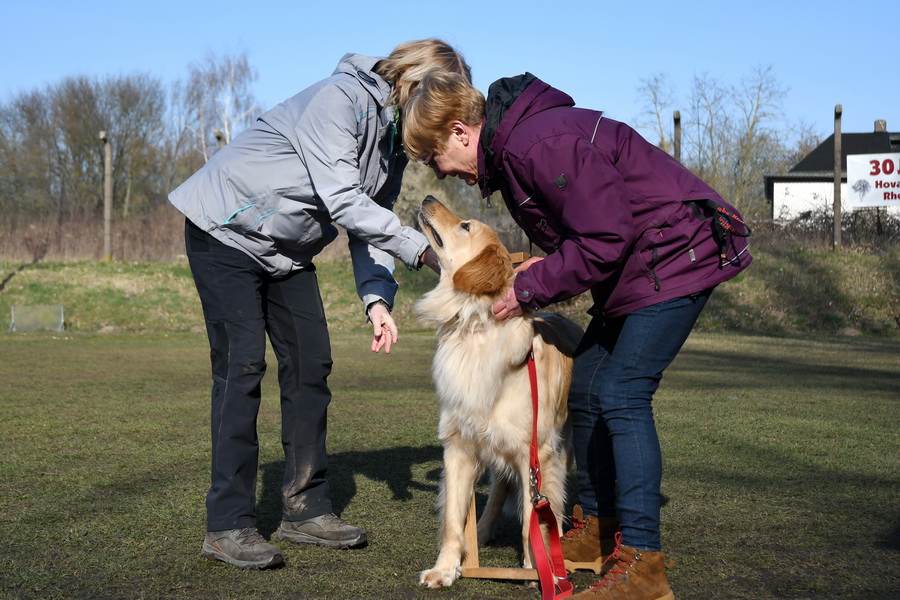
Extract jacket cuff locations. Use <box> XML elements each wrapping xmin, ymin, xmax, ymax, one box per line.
<box><xmin>513</xmin><ymin>272</ymin><xmax>542</xmax><ymax>310</ymax></box>
<box><xmin>364</xmin><ymin>298</ymin><xmax>392</xmax><ymax>323</ymax></box>
<box><xmin>400</xmin><ymin>230</ymin><xmax>430</xmax><ymax>270</ymax></box>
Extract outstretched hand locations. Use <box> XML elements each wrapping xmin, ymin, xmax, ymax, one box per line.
<box><xmin>369</xmin><ymin>302</ymin><xmax>398</xmax><ymax>354</ymax></box>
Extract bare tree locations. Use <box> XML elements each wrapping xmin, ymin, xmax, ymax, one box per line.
<box><xmin>0</xmin><ymin>90</ymin><xmax>57</xmax><ymax>218</ymax></box>
<box><xmin>635</xmin><ymin>73</ymin><xmax>677</xmax><ymax>153</ymax></box>
<box><xmin>637</xmin><ymin>65</ymin><xmax>802</xmax><ymax>220</ymax></box>
<box><xmin>51</xmin><ymin>76</ymin><xmax>106</xmax><ymax>217</ymax></box>
<box><xmin>0</xmin><ymin>74</ymin><xmax>169</xmax><ymax>224</ymax></box>
<box><xmin>99</xmin><ymin>74</ymin><xmax>167</xmax><ymax>217</ymax></box>
<box><xmin>685</xmin><ymin>72</ymin><xmax>731</xmax><ymax>191</ymax></box>
<box><xmin>172</xmin><ymin>50</ymin><xmax>259</xmax><ymax>163</ymax></box>
<box><xmin>729</xmin><ymin>66</ymin><xmax>788</xmax><ymax>216</ymax></box>
<box><xmin>783</xmin><ymin>120</ymin><xmax>822</xmax><ymax>168</ymax></box>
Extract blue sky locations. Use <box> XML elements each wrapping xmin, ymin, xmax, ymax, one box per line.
<box><xmin>3</xmin><ymin>0</ymin><xmax>898</xmax><ymax>143</ymax></box>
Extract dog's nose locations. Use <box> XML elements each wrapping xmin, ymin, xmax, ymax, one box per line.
<box><xmin>422</xmin><ymin>195</ymin><xmax>439</xmax><ymax>207</ymax></box>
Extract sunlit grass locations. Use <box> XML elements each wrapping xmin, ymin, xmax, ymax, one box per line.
<box><xmin>0</xmin><ymin>330</ymin><xmax>897</xmax><ymax>599</ymax></box>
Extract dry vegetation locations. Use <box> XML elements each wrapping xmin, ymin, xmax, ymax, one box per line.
<box><xmin>0</xmin><ymin>166</ymin><xmax>898</xmax><ymax>339</ymax></box>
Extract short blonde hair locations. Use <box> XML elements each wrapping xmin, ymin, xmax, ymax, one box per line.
<box><xmin>374</xmin><ymin>39</ymin><xmax>471</xmax><ymax>109</ymax></box>
<box><xmin>402</xmin><ymin>70</ymin><xmax>485</xmax><ymax>160</ymax></box>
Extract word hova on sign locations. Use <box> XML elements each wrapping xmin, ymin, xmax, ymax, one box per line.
<box><xmin>848</xmin><ymin>153</ymin><xmax>900</xmax><ymax>208</ymax></box>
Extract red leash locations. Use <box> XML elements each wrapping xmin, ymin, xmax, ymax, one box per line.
<box><xmin>527</xmin><ymin>347</ymin><xmax>574</xmax><ymax>600</ymax></box>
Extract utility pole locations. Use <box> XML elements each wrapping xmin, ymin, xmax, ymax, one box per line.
<box><xmin>100</xmin><ymin>131</ymin><xmax>113</xmax><ymax>262</ymax></box>
<box><xmin>833</xmin><ymin>105</ymin><xmax>842</xmax><ymax>251</ymax></box>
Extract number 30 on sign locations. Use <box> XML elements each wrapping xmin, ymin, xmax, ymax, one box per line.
<box><xmin>867</xmin><ymin>157</ymin><xmax>898</xmax><ymax>176</ymax></box>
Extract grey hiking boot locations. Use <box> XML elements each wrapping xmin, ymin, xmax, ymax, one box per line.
<box><xmin>201</xmin><ymin>527</ymin><xmax>284</xmax><ymax>570</ymax></box>
<box><xmin>274</xmin><ymin>513</ymin><xmax>367</xmax><ymax>549</ymax></box>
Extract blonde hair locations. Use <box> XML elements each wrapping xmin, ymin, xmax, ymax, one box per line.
<box><xmin>402</xmin><ymin>70</ymin><xmax>485</xmax><ymax>160</ymax></box>
<box><xmin>374</xmin><ymin>39</ymin><xmax>471</xmax><ymax>109</ymax></box>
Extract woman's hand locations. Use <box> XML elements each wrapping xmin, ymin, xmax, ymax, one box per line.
<box><xmin>491</xmin><ymin>256</ymin><xmax>541</xmax><ymax>320</ymax></box>
<box><xmin>369</xmin><ymin>302</ymin><xmax>398</xmax><ymax>354</ymax></box>
<box><xmin>492</xmin><ymin>286</ymin><xmax>523</xmax><ymax>321</ymax></box>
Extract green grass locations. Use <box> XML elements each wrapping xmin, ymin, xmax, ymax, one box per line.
<box><xmin>0</xmin><ymin>252</ymin><xmax>898</xmax><ymax>598</ymax></box>
<box><xmin>1</xmin><ymin>246</ymin><xmax>899</xmax><ymax>337</ymax></box>
<box><xmin>0</xmin><ymin>330</ymin><xmax>897</xmax><ymax>599</ymax></box>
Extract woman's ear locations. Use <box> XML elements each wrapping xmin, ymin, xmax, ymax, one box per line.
<box><xmin>452</xmin><ymin>244</ymin><xmax>513</xmax><ymax>295</ymax></box>
<box><xmin>449</xmin><ymin>121</ymin><xmax>469</xmax><ymax>145</ymax></box>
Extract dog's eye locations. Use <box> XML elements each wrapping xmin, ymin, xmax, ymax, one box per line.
<box><xmin>460</xmin><ymin>222</ymin><xmax>470</xmax><ymax>232</ymax></box>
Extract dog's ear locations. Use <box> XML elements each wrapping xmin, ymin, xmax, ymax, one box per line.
<box><xmin>452</xmin><ymin>244</ymin><xmax>513</xmax><ymax>295</ymax></box>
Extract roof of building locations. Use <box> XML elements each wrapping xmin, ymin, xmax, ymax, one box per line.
<box><xmin>791</xmin><ymin>130</ymin><xmax>900</xmax><ymax>173</ymax></box>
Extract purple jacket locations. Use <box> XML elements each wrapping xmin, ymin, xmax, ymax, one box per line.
<box><xmin>478</xmin><ymin>74</ymin><xmax>752</xmax><ymax>318</ymax></box>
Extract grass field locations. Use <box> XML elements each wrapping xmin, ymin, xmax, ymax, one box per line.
<box><xmin>0</xmin><ymin>327</ymin><xmax>897</xmax><ymax>599</ymax></box>
<box><xmin>0</xmin><ymin>251</ymin><xmax>898</xmax><ymax>598</ymax></box>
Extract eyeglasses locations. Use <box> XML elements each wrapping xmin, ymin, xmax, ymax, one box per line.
<box><xmin>422</xmin><ymin>151</ymin><xmax>437</xmax><ymax>169</ymax></box>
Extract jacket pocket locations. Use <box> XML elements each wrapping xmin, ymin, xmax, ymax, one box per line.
<box><xmin>220</xmin><ymin>194</ymin><xmax>336</xmax><ymax>256</ymax></box>
<box><xmin>636</xmin><ymin>228</ymin><xmax>666</xmax><ymax>290</ymax></box>
<box><xmin>219</xmin><ymin>194</ymin><xmax>281</xmax><ymax>232</ymax></box>
<box><xmin>635</xmin><ymin>218</ymin><xmax>696</xmax><ymax>292</ymax></box>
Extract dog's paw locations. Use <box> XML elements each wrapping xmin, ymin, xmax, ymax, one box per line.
<box><xmin>419</xmin><ymin>566</ymin><xmax>461</xmax><ymax>588</ymax></box>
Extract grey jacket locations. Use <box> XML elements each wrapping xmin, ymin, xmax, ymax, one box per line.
<box><xmin>168</xmin><ymin>53</ymin><xmax>429</xmax><ymax>309</ymax></box>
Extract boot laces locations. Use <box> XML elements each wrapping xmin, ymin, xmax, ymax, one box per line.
<box><xmin>562</xmin><ymin>513</ymin><xmax>588</xmax><ymax>540</ymax></box>
<box><xmin>319</xmin><ymin>513</ymin><xmax>351</xmax><ymax>528</ymax></box>
<box><xmin>236</xmin><ymin>527</ymin><xmax>265</xmax><ymax>546</ymax></box>
<box><xmin>590</xmin><ymin>532</ymin><xmax>634</xmax><ymax>590</ymax></box>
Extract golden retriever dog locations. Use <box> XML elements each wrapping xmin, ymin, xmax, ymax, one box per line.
<box><xmin>415</xmin><ymin>196</ymin><xmax>582</xmax><ymax>589</ymax></box>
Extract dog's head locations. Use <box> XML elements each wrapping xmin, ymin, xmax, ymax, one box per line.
<box><xmin>418</xmin><ymin>196</ymin><xmax>513</xmax><ymax>295</ymax></box>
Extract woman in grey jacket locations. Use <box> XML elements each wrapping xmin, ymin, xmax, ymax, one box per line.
<box><xmin>169</xmin><ymin>39</ymin><xmax>470</xmax><ymax>570</ymax></box>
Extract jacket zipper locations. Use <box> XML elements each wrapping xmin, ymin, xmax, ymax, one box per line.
<box><xmin>650</xmin><ymin>247</ymin><xmax>661</xmax><ymax>291</ymax></box>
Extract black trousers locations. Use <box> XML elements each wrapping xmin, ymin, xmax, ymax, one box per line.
<box><xmin>185</xmin><ymin>219</ymin><xmax>333</xmax><ymax>531</ymax></box>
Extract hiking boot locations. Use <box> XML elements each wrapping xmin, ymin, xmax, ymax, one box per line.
<box><xmin>572</xmin><ymin>533</ymin><xmax>675</xmax><ymax>599</ymax></box>
<box><xmin>200</xmin><ymin>527</ymin><xmax>284</xmax><ymax>570</ymax></box>
<box><xmin>563</xmin><ymin>505</ymin><xmax>620</xmax><ymax>574</ymax></box>
<box><xmin>274</xmin><ymin>513</ymin><xmax>367</xmax><ymax>549</ymax></box>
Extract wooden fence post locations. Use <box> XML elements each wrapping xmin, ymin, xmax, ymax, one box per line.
<box><xmin>833</xmin><ymin>105</ymin><xmax>842</xmax><ymax>251</ymax></box>
<box><xmin>100</xmin><ymin>131</ymin><xmax>113</xmax><ymax>262</ymax></box>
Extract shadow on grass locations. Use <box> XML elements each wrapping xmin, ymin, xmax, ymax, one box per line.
<box><xmin>257</xmin><ymin>445</ymin><xmax>443</xmax><ymax>536</ymax></box>
<box><xmin>255</xmin><ymin>446</ymin><xmax>601</xmax><ymax>563</ymax></box>
<box><xmin>676</xmin><ymin>344</ymin><xmax>900</xmax><ymax>396</ymax></box>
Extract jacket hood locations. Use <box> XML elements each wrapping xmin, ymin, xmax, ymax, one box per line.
<box><xmin>479</xmin><ymin>74</ymin><xmax>576</xmax><ymax>193</ymax></box>
<box><xmin>333</xmin><ymin>53</ymin><xmax>392</xmax><ymax>108</ymax></box>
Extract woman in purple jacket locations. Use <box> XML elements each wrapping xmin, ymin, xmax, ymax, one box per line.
<box><xmin>404</xmin><ymin>71</ymin><xmax>751</xmax><ymax>600</ymax></box>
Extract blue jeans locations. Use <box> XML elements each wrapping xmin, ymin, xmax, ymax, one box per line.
<box><xmin>185</xmin><ymin>219</ymin><xmax>335</xmax><ymax>531</ymax></box>
<box><xmin>568</xmin><ymin>289</ymin><xmax>711</xmax><ymax>551</ymax></box>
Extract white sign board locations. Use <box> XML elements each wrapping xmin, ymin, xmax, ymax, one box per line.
<box><xmin>846</xmin><ymin>153</ymin><xmax>900</xmax><ymax>209</ymax></box>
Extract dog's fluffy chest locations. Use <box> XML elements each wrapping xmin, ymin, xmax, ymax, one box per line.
<box><xmin>431</xmin><ymin>321</ymin><xmax>534</xmax><ymax>447</ymax></box>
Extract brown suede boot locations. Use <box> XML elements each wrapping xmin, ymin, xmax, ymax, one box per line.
<box><xmin>572</xmin><ymin>534</ymin><xmax>675</xmax><ymax>600</ymax></box>
<box><xmin>562</xmin><ymin>505</ymin><xmax>620</xmax><ymax>574</ymax></box>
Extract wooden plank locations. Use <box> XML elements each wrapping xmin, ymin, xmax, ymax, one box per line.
<box><xmin>459</xmin><ymin>494</ymin><xmax>540</xmax><ymax>581</ymax></box>
<box><xmin>509</xmin><ymin>251</ymin><xmax>530</xmax><ymax>265</ymax></box>
<box><xmin>461</xmin><ymin>495</ymin><xmax>479</xmax><ymax>569</ymax></box>
<box><xmin>461</xmin><ymin>566</ymin><xmax>540</xmax><ymax>581</ymax></box>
